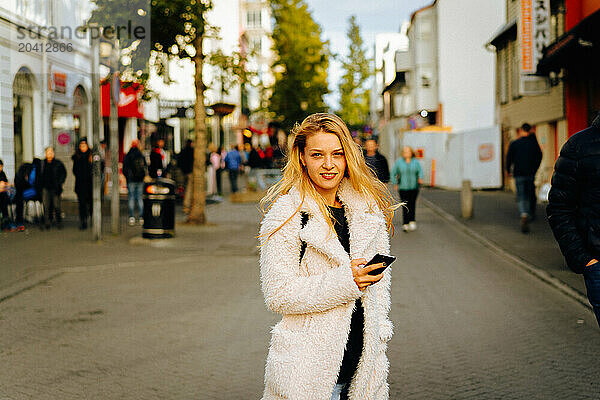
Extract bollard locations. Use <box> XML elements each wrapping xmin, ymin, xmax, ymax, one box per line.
<box><xmin>461</xmin><ymin>179</ymin><xmax>473</xmax><ymax>219</ymax></box>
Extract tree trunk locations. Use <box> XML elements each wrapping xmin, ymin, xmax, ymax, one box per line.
<box><xmin>187</xmin><ymin>35</ymin><xmax>207</xmax><ymax>224</ymax></box>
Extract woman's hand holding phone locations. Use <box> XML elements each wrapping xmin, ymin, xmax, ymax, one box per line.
<box><xmin>350</xmin><ymin>258</ymin><xmax>384</xmax><ymax>291</ymax></box>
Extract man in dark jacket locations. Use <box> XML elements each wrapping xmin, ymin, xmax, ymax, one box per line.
<box><xmin>177</xmin><ymin>139</ymin><xmax>194</xmax><ymax>214</ymax></box>
<box><xmin>506</xmin><ymin>123</ymin><xmax>542</xmax><ymax>233</ymax></box>
<box><xmin>123</xmin><ymin>140</ymin><xmax>147</xmax><ymax>225</ymax></box>
<box><xmin>41</xmin><ymin>147</ymin><xmax>66</xmax><ymax>229</ymax></box>
<box><xmin>149</xmin><ymin>138</ymin><xmax>167</xmax><ymax>178</ymax></box>
<box><xmin>547</xmin><ymin>114</ymin><xmax>600</xmax><ymax>326</ymax></box>
<box><xmin>363</xmin><ymin>138</ymin><xmax>390</xmax><ymax>183</ymax></box>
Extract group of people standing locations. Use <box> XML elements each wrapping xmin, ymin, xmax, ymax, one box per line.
<box><xmin>0</xmin><ymin>137</ymin><xmax>95</xmax><ymax>231</ymax></box>
<box><xmin>204</xmin><ymin>143</ymin><xmax>284</xmax><ymax>198</ymax></box>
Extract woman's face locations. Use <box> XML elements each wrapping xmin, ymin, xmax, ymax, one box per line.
<box><xmin>402</xmin><ymin>146</ymin><xmax>412</xmax><ymax>159</ymax></box>
<box><xmin>79</xmin><ymin>142</ymin><xmax>89</xmax><ymax>153</ymax></box>
<box><xmin>301</xmin><ymin>132</ymin><xmax>347</xmax><ymax>198</ymax></box>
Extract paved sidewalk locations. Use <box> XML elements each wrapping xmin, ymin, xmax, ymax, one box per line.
<box><xmin>420</xmin><ymin>187</ymin><xmax>586</xmax><ymax>296</ymax></box>
<box><xmin>0</xmin><ymin>196</ymin><xmax>251</xmax><ymax>301</ymax></box>
<box><xmin>1</xmin><ymin>199</ymin><xmax>599</xmax><ymax>399</ymax></box>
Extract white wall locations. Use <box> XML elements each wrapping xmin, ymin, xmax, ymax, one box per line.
<box><xmin>436</xmin><ymin>0</ymin><xmax>504</xmax><ymax>132</ymax></box>
<box><xmin>399</xmin><ymin>125</ymin><xmax>502</xmax><ymax>189</ymax></box>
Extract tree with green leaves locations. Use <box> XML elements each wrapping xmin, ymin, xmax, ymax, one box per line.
<box><xmin>91</xmin><ymin>1</ymin><xmax>251</xmax><ymax>224</ymax></box>
<box><xmin>149</xmin><ymin>0</ymin><xmax>214</xmax><ymax>224</ymax></box>
<box><xmin>269</xmin><ymin>0</ymin><xmax>329</xmax><ymax>132</ymax></box>
<box><xmin>338</xmin><ymin>15</ymin><xmax>371</xmax><ymax>130</ymax></box>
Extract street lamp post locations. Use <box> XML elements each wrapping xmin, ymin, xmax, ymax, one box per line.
<box><xmin>210</xmin><ymin>103</ymin><xmax>235</xmax><ymax>148</ymax></box>
<box><xmin>109</xmin><ymin>43</ymin><xmax>120</xmax><ymax>235</ymax></box>
<box><xmin>100</xmin><ymin>36</ymin><xmax>121</xmax><ymax>235</ymax></box>
<box><xmin>89</xmin><ymin>24</ymin><xmax>102</xmax><ymax>241</ymax></box>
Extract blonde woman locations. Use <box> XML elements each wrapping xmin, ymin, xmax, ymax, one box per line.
<box><xmin>258</xmin><ymin>113</ymin><xmax>398</xmax><ymax>399</ymax></box>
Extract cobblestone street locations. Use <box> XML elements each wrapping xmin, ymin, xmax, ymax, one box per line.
<box><xmin>1</xmin><ymin>199</ymin><xmax>600</xmax><ymax>399</ymax></box>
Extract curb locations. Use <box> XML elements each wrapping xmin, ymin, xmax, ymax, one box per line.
<box><xmin>421</xmin><ymin>198</ymin><xmax>592</xmax><ymax>311</ymax></box>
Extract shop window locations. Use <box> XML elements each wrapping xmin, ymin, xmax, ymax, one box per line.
<box><xmin>13</xmin><ymin>69</ymin><xmax>34</xmax><ymax>168</ymax></box>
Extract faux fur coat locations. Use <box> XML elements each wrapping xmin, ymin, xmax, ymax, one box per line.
<box><xmin>259</xmin><ymin>178</ymin><xmax>393</xmax><ymax>400</ymax></box>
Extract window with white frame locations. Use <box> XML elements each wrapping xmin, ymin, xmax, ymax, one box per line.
<box><xmin>247</xmin><ymin>10</ymin><xmax>262</xmax><ymax>28</ymax></box>
<box><xmin>249</xmin><ymin>36</ymin><xmax>262</xmax><ymax>54</ymax></box>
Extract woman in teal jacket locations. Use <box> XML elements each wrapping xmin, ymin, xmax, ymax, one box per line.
<box><xmin>391</xmin><ymin>146</ymin><xmax>423</xmax><ymax>232</ymax></box>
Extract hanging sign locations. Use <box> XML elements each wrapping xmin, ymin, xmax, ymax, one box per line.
<box><xmin>519</xmin><ymin>0</ymin><xmax>551</xmax><ymax>95</ymax></box>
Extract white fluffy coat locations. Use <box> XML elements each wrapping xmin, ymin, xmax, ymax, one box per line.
<box><xmin>259</xmin><ymin>178</ymin><xmax>393</xmax><ymax>400</ymax></box>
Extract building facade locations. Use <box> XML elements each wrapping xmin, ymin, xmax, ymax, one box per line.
<box><xmin>538</xmin><ymin>0</ymin><xmax>600</xmax><ymax>137</ymax></box>
<box><xmin>488</xmin><ymin>0</ymin><xmax>569</xmax><ymax>189</ymax></box>
<box><xmin>240</xmin><ymin>0</ymin><xmax>274</xmax><ymax>144</ymax></box>
<box><xmin>378</xmin><ymin>0</ymin><xmax>503</xmax><ymax>189</ymax></box>
<box><xmin>0</xmin><ymin>0</ymin><xmax>93</xmax><ymax>183</ymax></box>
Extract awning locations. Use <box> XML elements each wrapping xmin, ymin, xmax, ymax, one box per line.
<box><xmin>382</xmin><ymin>72</ymin><xmax>406</xmax><ymax>94</ymax></box>
<box><xmin>486</xmin><ymin>20</ymin><xmax>517</xmax><ymax>48</ymax></box>
<box><xmin>100</xmin><ymin>80</ymin><xmax>144</xmax><ymax>119</ymax></box>
<box><xmin>537</xmin><ymin>10</ymin><xmax>600</xmax><ymax>75</ymax></box>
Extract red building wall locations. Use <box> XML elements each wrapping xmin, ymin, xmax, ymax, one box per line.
<box><xmin>564</xmin><ymin>0</ymin><xmax>600</xmax><ymax>136</ymax></box>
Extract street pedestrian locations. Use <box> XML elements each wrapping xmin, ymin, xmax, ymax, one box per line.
<box><xmin>123</xmin><ymin>140</ymin><xmax>147</xmax><ymax>226</ymax></box>
<box><xmin>363</xmin><ymin>137</ymin><xmax>390</xmax><ymax>183</ymax></box>
<box><xmin>247</xmin><ymin>144</ymin><xmax>264</xmax><ymax>190</ymax></box>
<box><xmin>207</xmin><ymin>144</ymin><xmax>219</xmax><ymax>197</ymax></box>
<box><xmin>99</xmin><ymin>139</ymin><xmax>107</xmax><ymax>201</ymax></box>
<box><xmin>506</xmin><ymin>123</ymin><xmax>543</xmax><ymax>233</ymax></box>
<box><xmin>547</xmin><ymin>114</ymin><xmax>600</xmax><ymax>327</ymax></box>
<box><xmin>40</xmin><ymin>147</ymin><xmax>66</xmax><ymax>230</ymax></box>
<box><xmin>216</xmin><ymin>146</ymin><xmax>226</xmax><ymax>196</ymax></box>
<box><xmin>72</xmin><ymin>138</ymin><xmax>93</xmax><ymax>230</ymax></box>
<box><xmin>258</xmin><ymin>113</ymin><xmax>397</xmax><ymax>400</ymax></box>
<box><xmin>391</xmin><ymin>146</ymin><xmax>423</xmax><ymax>232</ymax></box>
<box><xmin>149</xmin><ymin>138</ymin><xmax>167</xmax><ymax>178</ymax></box>
<box><xmin>177</xmin><ymin>139</ymin><xmax>194</xmax><ymax>214</ymax></box>
<box><xmin>224</xmin><ymin>144</ymin><xmax>242</xmax><ymax>193</ymax></box>
<box><xmin>13</xmin><ymin>158</ymin><xmax>43</xmax><ymax>231</ymax></box>
<box><xmin>0</xmin><ymin>159</ymin><xmax>13</xmax><ymax>231</ymax></box>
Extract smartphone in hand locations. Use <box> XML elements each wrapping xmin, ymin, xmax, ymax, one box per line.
<box><xmin>364</xmin><ymin>254</ymin><xmax>396</xmax><ymax>276</ymax></box>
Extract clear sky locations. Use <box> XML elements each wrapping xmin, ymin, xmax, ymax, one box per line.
<box><xmin>305</xmin><ymin>0</ymin><xmax>432</xmax><ymax>109</ymax></box>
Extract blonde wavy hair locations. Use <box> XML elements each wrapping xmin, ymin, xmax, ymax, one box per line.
<box><xmin>260</xmin><ymin>113</ymin><xmax>399</xmax><ymax>241</ymax></box>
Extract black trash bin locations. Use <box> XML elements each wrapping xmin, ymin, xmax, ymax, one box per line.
<box><xmin>143</xmin><ymin>178</ymin><xmax>176</xmax><ymax>238</ymax></box>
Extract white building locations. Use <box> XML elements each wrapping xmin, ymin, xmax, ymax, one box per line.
<box><xmin>148</xmin><ymin>0</ymin><xmax>274</xmax><ymax>149</ymax></box>
<box><xmin>240</xmin><ymin>0</ymin><xmax>274</xmax><ymax>139</ymax></box>
<box><xmin>379</xmin><ymin>0</ymin><xmax>504</xmax><ymax>189</ymax></box>
<box><xmin>370</xmin><ymin>32</ymin><xmax>408</xmax><ymax>135</ymax></box>
<box><xmin>0</xmin><ymin>0</ymin><xmax>93</xmax><ymax>183</ymax></box>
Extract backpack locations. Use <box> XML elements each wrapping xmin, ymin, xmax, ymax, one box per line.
<box><xmin>22</xmin><ymin>165</ymin><xmax>38</xmax><ymax>200</ymax></box>
<box><xmin>131</xmin><ymin>156</ymin><xmax>147</xmax><ymax>181</ymax></box>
